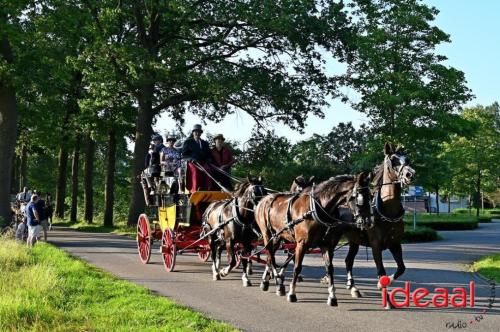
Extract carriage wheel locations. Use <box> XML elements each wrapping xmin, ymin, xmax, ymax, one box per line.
<box><xmin>198</xmin><ymin>249</ymin><xmax>210</xmax><ymax>262</ymax></box>
<box><xmin>161</xmin><ymin>229</ymin><xmax>176</xmax><ymax>272</ymax></box>
<box><xmin>136</xmin><ymin>214</ymin><xmax>152</xmax><ymax>264</ymax></box>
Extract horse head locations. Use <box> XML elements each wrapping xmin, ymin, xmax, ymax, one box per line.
<box><xmin>237</xmin><ymin>176</ymin><xmax>267</xmax><ymax>208</ymax></box>
<box><xmin>383</xmin><ymin>143</ymin><xmax>415</xmax><ymax>187</ymax></box>
<box><xmin>346</xmin><ymin>171</ymin><xmax>374</xmax><ymax>229</ymax></box>
<box><xmin>291</xmin><ymin>175</ymin><xmax>315</xmax><ymax>193</ymax></box>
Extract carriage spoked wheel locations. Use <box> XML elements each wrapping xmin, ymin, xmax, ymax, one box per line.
<box><xmin>161</xmin><ymin>228</ymin><xmax>176</xmax><ymax>272</ymax></box>
<box><xmin>137</xmin><ymin>214</ymin><xmax>152</xmax><ymax>264</ymax></box>
<box><xmin>197</xmin><ymin>249</ymin><xmax>210</xmax><ymax>262</ymax></box>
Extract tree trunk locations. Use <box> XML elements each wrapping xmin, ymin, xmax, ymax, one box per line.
<box><xmin>448</xmin><ymin>194</ymin><xmax>451</xmax><ymax>213</ymax></box>
<box><xmin>19</xmin><ymin>144</ymin><xmax>27</xmax><ymax>190</ymax></box>
<box><xmin>10</xmin><ymin>153</ymin><xmax>18</xmax><ymax>193</ymax></box>
<box><xmin>84</xmin><ymin>135</ymin><xmax>95</xmax><ymax>223</ymax></box>
<box><xmin>70</xmin><ymin>135</ymin><xmax>81</xmax><ymax>222</ymax></box>
<box><xmin>55</xmin><ymin>145</ymin><xmax>69</xmax><ymax>218</ymax></box>
<box><xmin>104</xmin><ymin>129</ymin><xmax>117</xmax><ymax>227</ymax></box>
<box><xmin>0</xmin><ymin>33</ymin><xmax>18</xmax><ymax>224</ymax></box>
<box><xmin>127</xmin><ymin>86</ymin><xmax>155</xmax><ymax>226</ymax></box>
<box><xmin>475</xmin><ymin>169</ymin><xmax>481</xmax><ymax>217</ymax></box>
<box><xmin>435</xmin><ymin>186</ymin><xmax>439</xmax><ymax>215</ymax></box>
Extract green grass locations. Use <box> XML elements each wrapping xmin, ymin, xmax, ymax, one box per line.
<box><xmin>472</xmin><ymin>254</ymin><xmax>500</xmax><ymax>283</ymax></box>
<box><xmin>0</xmin><ymin>239</ymin><xmax>237</xmax><ymax>332</ymax></box>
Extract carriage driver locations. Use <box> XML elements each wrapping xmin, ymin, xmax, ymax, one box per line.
<box><xmin>181</xmin><ymin>124</ymin><xmax>213</xmax><ymax>193</ymax></box>
<box><xmin>141</xmin><ymin>134</ymin><xmax>166</xmax><ymax>205</ymax></box>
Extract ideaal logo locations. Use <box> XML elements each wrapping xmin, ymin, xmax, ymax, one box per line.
<box><xmin>378</xmin><ymin>276</ymin><xmax>496</xmax><ymax>329</ymax></box>
<box><xmin>445</xmin><ymin>280</ymin><xmax>496</xmax><ymax>329</ymax></box>
<box><xmin>379</xmin><ymin>276</ymin><xmax>475</xmax><ymax>308</ymax></box>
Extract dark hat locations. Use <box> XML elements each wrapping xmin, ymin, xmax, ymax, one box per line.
<box><xmin>151</xmin><ymin>134</ymin><xmax>163</xmax><ymax>142</ymax></box>
<box><xmin>165</xmin><ymin>133</ymin><xmax>177</xmax><ymax>142</ymax></box>
<box><xmin>213</xmin><ymin>134</ymin><xmax>225</xmax><ymax>141</ymax></box>
<box><xmin>192</xmin><ymin>124</ymin><xmax>203</xmax><ymax>133</ymax></box>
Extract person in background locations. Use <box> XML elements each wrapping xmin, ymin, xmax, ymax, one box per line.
<box><xmin>35</xmin><ymin>193</ymin><xmax>49</xmax><ymax>241</ymax></box>
<box><xmin>26</xmin><ymin>195</ymin><xmax>42</xmax><ymax>247</ymax></box>
<box><xmin>45</xmin><ymin>193</ymin><xmax>54</xmax><ymax>230</ymax></box>
<box><xmin>17</xmin><ymin>187</ymin><xmax>31</xmax><ymax>203</ymax></box>
<box><xmin>210</xmin><ymin>134</ymin><xmax>236</xmax><ymax>191</ymax></box>
<box><xmin>181</xmin><ymin>124</ymin><xmax>213</xmax><ymax>192</ymax></box>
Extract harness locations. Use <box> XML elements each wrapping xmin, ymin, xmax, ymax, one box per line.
<box><xmin>308</xmin><ymin>185</ymin><xmax>344</xmax><ymax>229</ymax></box>
<box><xmin>372</xmin><ymin>190</ymin><xmax>405</xmax><ymax>223</ymax></box>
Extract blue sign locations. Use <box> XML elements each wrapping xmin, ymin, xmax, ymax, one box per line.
<box><xmin>414</xmin><ymin>186</ymin><xmax>424</xmax><ymax>197</ymax></box>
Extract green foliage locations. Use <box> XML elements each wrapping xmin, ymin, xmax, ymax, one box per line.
<box><xmin>234</xmin><ymin>123</ymin><xmax>369</xmax><ymax>190</ymax></box>
<box><xmin>0</xmin><ymin>240</ymin><xmax>236</xmax><ymax>331</ymax></box>
<box><xmin>405</xmin><ymin>219</ymin><xmax>478</xmax><ymax>231</ymax></box>
<box><xmin>402</xmin><ymin>226</ymin><xmax>439</xmax><ymax>243</ymax></box>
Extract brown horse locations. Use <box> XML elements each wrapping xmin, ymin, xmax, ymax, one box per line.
<box><xmin>255</xmin><ymin>172</ymin><xmax>373</xmax><ymax>305</ymax></box>
<box><xmin>340</xmin><ymin>143</ymin><xmax>415</xmax><ymax>303</ymax></box>
<box><xmin>203</xmin><ymin>177</ymin><xmax>267</xmax><ymax>286</ymax></box>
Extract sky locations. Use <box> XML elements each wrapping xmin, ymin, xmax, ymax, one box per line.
<box><xmin>153</xmin><ymin>0</ymin><xmax>500</xmax><ymax>144</ymax></box>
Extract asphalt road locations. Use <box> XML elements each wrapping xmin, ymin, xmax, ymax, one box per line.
<box><xmin>49</xmin><ymin>221</ymin><xmax>500</xmax><ymax>332</ymax></box>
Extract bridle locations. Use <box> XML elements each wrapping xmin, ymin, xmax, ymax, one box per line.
<box><xmin>373</xmin><ymin>153</ymin><xmax>412</xmax><ymax>223</ymax></box>
<box><xmin>378</xmin><ymin>153</ymin><xmax>412</xmax><ymax>188</ymax></box>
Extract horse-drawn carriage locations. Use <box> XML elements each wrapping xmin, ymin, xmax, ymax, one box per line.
<box><xmin>135</xmin><ymin>143</ymin><xmax>416</xmax><ymax>307</ymax></box>
<box><xmin>136</xmin><ymin>162</ymin><xmax>231</xmax><ymax>272</ymax></box>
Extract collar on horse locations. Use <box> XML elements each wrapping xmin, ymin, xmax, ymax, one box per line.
<box><xmin>307</xmin><ymin>185</ymin><xmax>344</xmax><ymax>228</ymax></box>
<box><xmin>372</xmin><ymin>190</ymin><xmax>405</xmax><ymax>223</ymax></box>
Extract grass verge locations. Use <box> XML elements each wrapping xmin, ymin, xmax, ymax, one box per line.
<box><xmin>0</xmin><ymin>239</ymin><xmax>236</xmax><ymax>332</ymax></box>
<box><xmin>472</xmin><ymin>254</ymin><xmax>500</xmax><ymax>283</ymax></box>
<box><xmin>404</xmin><ymin>214</ymin><xmax>478</xmax><ymax>230</ymax></box>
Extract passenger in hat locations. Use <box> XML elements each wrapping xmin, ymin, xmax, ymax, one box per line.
<box><xmin>141</xmin><ymin>133</ymin><xmax>166</xmax><ymax>205</ymax></box>
<box><xmin>160</xmin><ymin>133</ymin><xmax>183</xmax><ymax>193</ymax></box>
<box><xmin>161</xmin><ymin>134</ymin><xmax>181</xmax><ymax>169</ymax></box>
<box><xmin>211</xmin><ymin>134</ymin><xmax>236</xmax><ymax>191</ymax></box>
<box><xmin>145</xmin><ymin>134</ymin><xmax>165</xmax><ymax>168</ymax></box>
<box><xmin>181</xmin><ymin>124</ymin><xmax>213</xmax><ymax>192</ymax></box>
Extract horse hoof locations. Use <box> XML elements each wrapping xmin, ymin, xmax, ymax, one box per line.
<box><xmin>213</xmin><ymin>275</ymin><xmax>221</xmax><ymax>281</ymax></box>
<box><xmin>287</xmin><ymin>294</ymin><xmax>297</xmax><ymax>303</ymax></box>
<box><xmin>297</xmin><ymin>275</ymin><xmax>304</xmax><ymax>282</ymax></box>
<box><xmin>243</xmin><ymin>280</ymin><xmax>252</xmax><ymax>287</ymax></box>
<box><xmin>260</xmin><ymin>281</ymin><xmax>269</xmax><ymax>291</ymax></box>
<box><xmin>320</xmin><ymin>275</ymin><xmax>329</xmax><ymax>284</ymax></box>
<box><xmin>327</xmin><ymin>297</ymin><xmax>338</xmax><ymax>306</ymax></box>
<box><xmin>276</xmin><ymin>285</ymin><xmax>286</xmax><ymax>296</ymax></box>
<box><xmin>351</xmin><ymin>289</ymin><xmax>362</xmax><ymax>298</ymax></box>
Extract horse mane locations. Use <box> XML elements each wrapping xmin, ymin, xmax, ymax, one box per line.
<box><xmin>314</xmin><ymin>175</ymin><xmax>356</xmax><ymax>202</ymax></box>
<box><xmin>372</xmin><ymin>163</ymin><xmax>384</xmax><ymax>187</ymax></box>
<box><xmin>233</xmin><ymin>179</ymin><xmax>252</xmax><ymax>196</ymax></box>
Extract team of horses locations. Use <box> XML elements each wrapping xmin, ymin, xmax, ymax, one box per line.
<box><xmin>203</xmin><ymin>143</ymin><xmax>415</xmax><ymax>307</ymax></box>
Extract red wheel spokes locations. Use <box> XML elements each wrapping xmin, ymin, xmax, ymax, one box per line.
<box><xmin>137</xmin><ymin>214</ymin><xmax>152</xmax><ymax>264</ymax></box>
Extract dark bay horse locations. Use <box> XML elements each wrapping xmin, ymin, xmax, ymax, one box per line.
<box><xmin>203</xmin><ymin>177</ymin><xmax>266</xmax><ymax>286</ymax></box>
<box><xmin>340</xmin><ymin>143</ymin><xmax>415</xmax><ymax>302</ymax></box>
<box><xmin>255</xmin><ymin>172</ymin><xmax>373</xmax><ymax>305</ymax></box>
